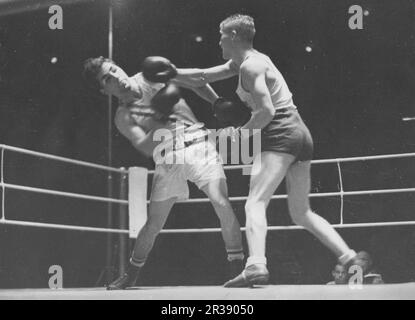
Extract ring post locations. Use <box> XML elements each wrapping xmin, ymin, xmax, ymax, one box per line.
<box><xmin>1</xmin><ymin>147</ymin><xmax>5</xmax><ymax>220</ymax></box>
<box><xmin>118</xmin><ymin>168</ymin><xmax>128</xmax><ymax>276</ymax></box>
<box><xmin>128</xmin><ymin>167</ymin><xmax>148</xmax><ymax>239</ymax></box>
<box><xmin>105</xmin><ymin>0</ymin><xmax>114</xmax><ymax>285</ymax></box>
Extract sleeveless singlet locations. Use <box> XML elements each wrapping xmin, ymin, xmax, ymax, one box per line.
<box><xmin>118</xmin><ymin>73</ymin><xmax>208</xmax><ymax>153</ymax></box>
<box><xmin>236</xmin><ymin>51</ymin><xmax>296</xmax><ymax>111</ymax></box>
<box><xmin>234</xmin><ymin>52</ymin><xmax>313</xmax><ymax>161</ymax></box>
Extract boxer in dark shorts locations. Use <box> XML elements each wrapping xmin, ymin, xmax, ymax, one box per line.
<box><xmin>261</xmin><ymin>106</ymin><xmax>313</xmax><ymax>161</ymax></box>
<box><xmin>176</xmin><ymin>14</ymin><xmax>370</xmax><ymax>287</ymax></box>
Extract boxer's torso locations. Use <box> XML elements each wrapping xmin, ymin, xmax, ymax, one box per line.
<box><xmin>236</xmin><ymin>51</ymin><xmax>295</xmax><ymax>111</ymax></box>
<box><xmin>116</xmin><ymin>72</ymin><xmax>207</xmax><ymax>158</ymax></box>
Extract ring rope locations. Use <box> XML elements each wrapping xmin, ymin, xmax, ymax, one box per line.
<box><xmin>158</xmin><ymin>221</ymin><xmax>415</xmax><ymax>234</ymax></box>
<box><xmin>171</xmin><ymin>188</ymin><xmax>415</xmax><ymax>204</ymax></box>
<box><xmin>1</xmin><ymin>219</ymin><xmax>415</xmax><ymax>234</ymax></box>
<box><xmin>147</xmin><ymin>152</ymin><xmax>415</xmax><ymax>174</ymax></box>
<box><xmin>0</xmin><ymin>144</ymin><xmax>127</xmax><ymax>174</ymax></box>
<box><xmin>1</xmin><ymin>183</ymin><xmax>128</xmax><ymax>205</ymax></box>
<box><xmin>0</xmin><ymin>219</ymin><xmax>129</xmax><ymax>234</ymax></box>
<box><xmin>336</xmin><ymin>161</ymin><xmax>344</xmax><ymax>224</ymax></box>
<box><xmin>159</xmin><ymin>221</ymin><xmax>415</xmax><ymax>233</ymax></box>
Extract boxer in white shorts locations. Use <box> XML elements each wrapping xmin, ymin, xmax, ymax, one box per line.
<box><xmin>151</xmin><ymin>127</ymin><xmax>225</xmax><ymax>202</ymax></box>
<box><xmin>82</xmin><ymin>56</ymin><xmax>244</xmax><ymax>290</ymax></box>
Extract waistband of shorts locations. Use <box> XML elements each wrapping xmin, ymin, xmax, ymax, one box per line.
<box><xmin>172</xmin><ymin>130</ymin><xmax>210</xmax><ymax>152</ymax></box>
<box><xmin>183</xmin><ymin>135</ymin><xmax>207</xmax><ymax>149</ymax></box>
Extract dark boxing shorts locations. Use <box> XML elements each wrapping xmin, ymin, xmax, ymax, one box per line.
<box><xmin>261</xmin><ymin>106</ymin><xmax>314</xmax><ymax>162</ymax></box>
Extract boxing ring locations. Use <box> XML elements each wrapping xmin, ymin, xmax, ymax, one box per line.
<box><xmin>0</xmin><ymin>143</ymin><xmax>414</xmax><ymax>299</ymax></box>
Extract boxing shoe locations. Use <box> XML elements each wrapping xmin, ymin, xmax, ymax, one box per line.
<box><xmin>344</xmin><ymin>251</ymin><xmax>373</xmax><ymax>281</ymax></box>
<box><xmin>228</xmin><ymin>259</ymin><xmax>244</xmax><ymax>280</ymax></box>
<box><xmin>224</xmin><ymin>263</ymin><xmax>269</xmax><ymax>288</ymax></box>
<box><xmin>107</xmin><ymin>266</ymin><xmax>141</xmax><ymax>290</ymax></box>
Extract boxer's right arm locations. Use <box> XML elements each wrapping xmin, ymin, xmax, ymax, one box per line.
<box><xmin>170</xmin><ymin>80</ymin><xmax>219</xmax><ymax>104</ymax></box>
<box><xmin>176</xmin><ymin>60</ymin><xmax>238</xmax><ymax>86</ymax></box>
<box><xmin>114</xmin><ymin>109</ymin><xmax>155</xmax><ymax>157</ymax></box>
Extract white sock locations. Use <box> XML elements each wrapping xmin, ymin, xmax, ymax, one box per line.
<box><xmin>245</xmin><ymin>256</ymin><xmax>267</xmax><ymax>267</ymax></box>
<box><xmin>338</xmin><ymin>250</ymin><xmax>357</xmax><ymax>265</ymax></box>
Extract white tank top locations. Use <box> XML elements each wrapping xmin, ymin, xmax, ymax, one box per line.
<box><xmin>236</xmin><ymin>52</ymin><xmax>296</xmax><ymax>111</ymax></box>
<box><xmin>118</xmin><ymin>73</ymin><xmax>207</xmax><ymax>161</ymax></box>
<box><xmin>129</xmin><ymin>72</ymin><xmax>164</xmax><ymax>105</ymax></box>
<box><xmin>120</xmin><ymin>72</ymin><xmax>200</xmax><ymax>131</ymax></box>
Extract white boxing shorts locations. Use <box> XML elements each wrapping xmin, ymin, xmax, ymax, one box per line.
<box><xmin>150</xmin><ymin>138</ymin><xmax>226</xmax><ymax>202</ymax></box>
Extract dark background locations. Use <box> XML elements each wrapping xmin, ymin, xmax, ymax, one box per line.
<box><xmin>0</xmin><ymin>0</ymin><xmax>414</xmax><ymax>288</ymax></box>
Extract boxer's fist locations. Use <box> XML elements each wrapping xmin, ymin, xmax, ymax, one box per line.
<box><xmin>151</xmin><ymin>84</ymin><xmax>181</xmax><ymax>120</ymax></box>
<box><xmin>213</xmin><ymin>97</ymin><xmax>251</xmax><ymax>127</ymax></box>
<box><xmin>142</xmin><ymin>56</ymin><xmax>177</xmax><ymax>83</ymax></box>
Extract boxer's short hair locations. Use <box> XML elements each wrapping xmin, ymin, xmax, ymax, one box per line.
<box><xmin>83</xmin><ymin>56</ymin><xmax>116</xmax><ymax>92</ymax></box>
<box><xmin>220</xmin><ymin>14</ymin><xmax>256</xmax><ymax>43</ymax></box>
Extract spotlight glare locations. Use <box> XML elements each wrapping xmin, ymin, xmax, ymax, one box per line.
<box><xmin>195</xmin><ymin>36</ymin><xmax>203</xmax><ymax>43</ymax></box>
<box><xmin>51</xmin><ymin>57</ymin><xmax>58</xmax><ymax>64</ymax></box>
<box><xmin>305</xmin><ymin>46</ymin><xmax>312</xmax><ymax>53</ymax></box>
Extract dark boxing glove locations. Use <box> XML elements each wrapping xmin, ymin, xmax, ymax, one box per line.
<box><xmin>213</xmin><ymin>97</ymin><xmax>251</xmax><ymax>127</ymax></box>
<box><xmin>151</xmin><ymin>83</ymin><xmax>181</xmax><ymax>121</ymax></box>
<box><xmin>141</xmin><ymin>56</ymin><xmax>178</xmax><ymax>83</ymax></box>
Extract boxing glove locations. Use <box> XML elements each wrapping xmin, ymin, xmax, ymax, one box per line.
<box><xmin>213</xmin><ymin>97</ymin><xmax>251</xmax><ymax>127</ymax></box>
<box><xmin>141</xmin><ymin>56</ymin><xmax>178</xmax><ymax>83</ymax></box>
<box><xmin>151</xmin><ymin>84</ymin><xmax>181</xmax><ymax>120</ymax></box>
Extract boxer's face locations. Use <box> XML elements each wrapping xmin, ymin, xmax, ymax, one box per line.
<box><xmin>332</xmin><ymin>264</ymin><xmax>347</xmax><ymax>284</ymax></box>
<box><xmin>97</xmin><ymin>62</ymin><xmax>132</xmax><ymax>97</ymax></box>
<box><xmin>219</xmin><ymin>26</ymin><xmax>235</xmax><ymax>60</ymax></box>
